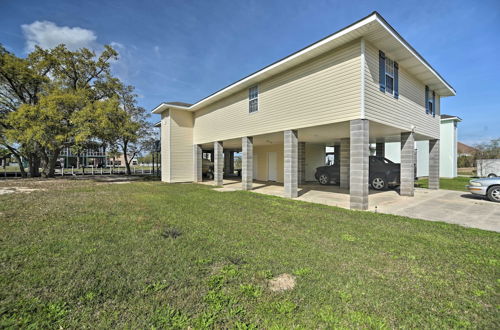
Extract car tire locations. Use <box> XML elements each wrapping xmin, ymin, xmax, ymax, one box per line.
<box><xmin>318</xmin><ymin>173</ymin><xmax>330</xmax><ymax>185</ymax></box>
<box><xmin>487</xmin><ymin>173</ymin><xmax>497</xmax><ymax>178</ymax></box>
<box><xmin>487</xmin><ymin>185</ymin><xmax>500</xmax><ymax>203</ymax></box>
<box><xmin>371</xmin><ymin>176</ymin><xmax>387</xmax><ymax>190</ymax></box>
<box><xmin>206</xmin><ymin>172</ymin><xmax>214</xmax><ymax>180</ymax></box>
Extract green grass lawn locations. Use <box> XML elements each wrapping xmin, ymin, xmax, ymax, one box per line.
<box><xmin>0</xmin><ymin>179</ymin><xmax>498</xmax><ymax>328</ymax></box>
<box><xmin>416</xmin><ymin>176</ymin><xmax>472</xmax><ymax>192</ymax></box>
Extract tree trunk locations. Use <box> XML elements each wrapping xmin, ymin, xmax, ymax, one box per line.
<box><xmin>28</xmin><ymin>154</ymin><xmax>41</xmax><ymax>177</ymax></box>
<box><xmin>42</xmin><ymin>149</ymin><xmax>61</xmax><ymax>178</ymax></box>
<box><xmin>6</xmin><ymin>146</ymin><xmax>27</xmax><ymax>178</ymax></box>
<box><xmin>123</xmin><ymin>143</ymin><xmax>132</xmax><ymax>176</ymax></box>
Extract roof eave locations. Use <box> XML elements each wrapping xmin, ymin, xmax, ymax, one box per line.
<box><xmin>151</xmin><ymin>102</ymin><xmax>191</xmax><ymax>114</ymax></box>
<box><xmin>151</xmin><ymin>11</ymin><xmax>455</xmax><ymax>113</ymax></box>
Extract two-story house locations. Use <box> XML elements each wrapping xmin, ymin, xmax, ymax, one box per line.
<box><xmin>152</xmin><ymin>12</ymin><xmax>455</xmax><ymax>210</ymax></box>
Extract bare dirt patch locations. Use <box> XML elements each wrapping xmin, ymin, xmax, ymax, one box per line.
<box><xmin>268</xmin><ymin>273</ymin><xmax>296</xmax><ymax>292</ymax></box>
<box><xmin>0</xmin><ymin>187</ymin><xmax>45</xmax><ymax>195</ymax></box>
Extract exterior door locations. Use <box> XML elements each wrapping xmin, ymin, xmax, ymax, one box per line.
<box><xmin>267</xmin><ymin>152</ymin><xmax>277</xmax><ymax>181</ymax></box>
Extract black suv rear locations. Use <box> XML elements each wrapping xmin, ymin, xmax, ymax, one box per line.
<box><xmin>314</xmin><ymin>156</ymin><xmax>401</xmax><ymax>190</ymax></box>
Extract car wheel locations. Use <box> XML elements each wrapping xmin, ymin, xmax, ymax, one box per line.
<box><xmin>487</xmin><ymin>185</ymin><xmax>500</xmax><ymax>203</ymax></box>
<box><xmin>487</xmin><ymin>173</ymin><xmax>497</xmax><ymax>178</ymax></box>
<box><xmin>371</xmin><ymin>177</ymin><xmax>387</xmax><ymax>190</ymax></box>
<box><xmin>318</xmin><ymin>173</ymin><xmax>330</xmax><ymax>185</ymax></box>
<box><xmin>206</xmin><ymin>172</ymin><xmax>214</xmax><ymax>180</ymax></box>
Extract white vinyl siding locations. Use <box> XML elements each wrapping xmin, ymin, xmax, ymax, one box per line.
<box><xmin>364</xmin><ymin>41</ymin><xmax>440</xmax><ymax>139</ymax></box>
<box><xmin>193</xmin><ymin>41</ymin><xmax>361</xmax><ymax>144</ymax></box>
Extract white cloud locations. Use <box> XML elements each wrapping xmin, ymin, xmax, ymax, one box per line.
<box><xmin>21</xmin><ymin>21</ymin><xmax>97</xmax><ymax>51</ymax></box>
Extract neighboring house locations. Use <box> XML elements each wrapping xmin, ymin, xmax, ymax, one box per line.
<box><xmin>59</xmin><ymin>146</ymin><xmax>138</xmax><ymax>167</ymax></box>
<box><xmin>385</xmin><ymin>114</ymin><xmax>462</xmax><ymax>178</ymax></box>
<box><xmin>458</xmin><ymin>142</ymin><xmax>477</xmax><ymax>156</ymax></box>
<box><xmin>152</xmin><ymin>12</ymin><xmax>455</xmax><ymax>210</ymax></box>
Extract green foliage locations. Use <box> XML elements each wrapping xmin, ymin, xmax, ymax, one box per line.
<box><xmin>475</xmin><ymin>138</ymin><xmax>500</xmax><ymax>160</ymax></box>
<box><xmin>0</xmin><ymin>43</ymin><xmax>149</xmax><ymax>177</ymax></box>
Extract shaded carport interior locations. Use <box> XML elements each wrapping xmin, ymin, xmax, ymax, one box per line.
<box><xmin>197</xmin><ymin>120</ymin><xmax>435</xmax><ymax>205</ymax></box>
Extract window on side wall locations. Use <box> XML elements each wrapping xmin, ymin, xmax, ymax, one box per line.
<box><xmin>428</xmin><ymin>89</ymin><xmax>434</xmax><ymax>115</ymax></box>
<box><xmin>249</xmin><ymin>85</ymin><xmax>258</xmax><ymax>113</ymax></box>
<box><xmin>385</xmin><ymin>58</ymin><xmax>394</xmax><ymax>95</ymax></box>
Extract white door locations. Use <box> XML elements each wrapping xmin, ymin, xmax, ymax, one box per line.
<box><xmin>267</xmin><ymin>152</ymin><xmax>277</xmax><ymax>181</ymax></box>
<box><xmin>253</xmin><ymin>153</ymin><xmax>258</xmax><ymax>180</ymax></box>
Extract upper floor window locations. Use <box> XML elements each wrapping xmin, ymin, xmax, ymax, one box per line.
<box><xmin>379</xmin><ymin>50</ymin><xmax>399</xmax><ymax>98</ymax></box>
<box><xmin>385</xmin><ymin>58</ymin><xmax>394</xmax><ymax>94</ymax></box>
<box><xmin>249</xmin><ymin>85</ymin><xmax>258</xmax><ymax>113</ymax></box>
<box><xmin>425</xmin><ymin>86</ymin><xmax>436</xmax><ymax>116</ymax></box>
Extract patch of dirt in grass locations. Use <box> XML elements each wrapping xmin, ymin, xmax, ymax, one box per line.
<box><xmin>0</xmin><ymin>187</ymin><xmax>46</xmax><ymax>195</ymax></box>
<box><xmin>268</xmin><ymin>273</ymin><xmax>296</xmax><ymax>292</ymax></box>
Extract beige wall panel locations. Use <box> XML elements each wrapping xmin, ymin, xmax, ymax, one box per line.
<box><xmin>364</xmin><ymin>41</ymin><xmax>440</xmax><ymax>139</ymax></box>
<box><xmin>254</xmin><ymin>144</ymin><xmax>284</xmax><ymax>183</ymax></box>
<box><xmin>305</xmin><ymin>143</ymin><xmax>326</xmax><ymax>181</ymax></box>
<box><xmin>169</xmin><ymin>109</ymin><xmax>194</xmax><ymax>182</ymax></box>
<box><xmin>193</xmin><ymin>41</ymin><xmax>362</xmax><ymax>144</ymax></box>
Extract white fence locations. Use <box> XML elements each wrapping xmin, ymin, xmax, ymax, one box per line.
<box><xmin>1</xmin><ymin>165</ymin><xmax>160</xmax><ymax>179</ymax></box>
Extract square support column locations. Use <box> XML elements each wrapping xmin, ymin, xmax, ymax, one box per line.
<box><xmin>349</xmin><ymin>120</ymin><xmax>369</xmax><ymax>210</ymax></box>
<box><xmin>298</xmin><ymin>142</ymin><xmax>306</xmax><ymax>185</ymax></box>
<box><xmin>214</xmin><ymin>141</ymin><xmax>224</xmax><ymax>186</ymax></box>
<box><xmin>376</xmin><ymin>143</ymin><xmax>385</xmax><ymax>157</ymax></box>
<box><xmin>242</xmin><ymin>137</ymin><xmax>253</xmax><ymax>190</ymax></box>
<box><xmin>193</xmin><ymin>144</ymin><xmax>202</xmax><ymax>182</ymax></box>
<box><xmin>400</xmin><ymin>132</ymin><xmax>415</xmax><ymax>196</ymax></box>
<box><xmin>284</xmin><ymin>130</ymin><xmax>298</xmax><ymax>198</ymax></box>
<box><xmin>429</xmin><ymin>139</ymin><xmax>440</xmax><ymax>189</ymax></box>
<box><xmin>340</xmin><ymin>138</ymin><xmax>350</xmax><ymax>189</ymax></box>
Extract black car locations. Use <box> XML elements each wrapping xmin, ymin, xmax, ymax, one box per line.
<box><xmin>314</xmin><ymin>156</ymin><xmax>401</xmax><ymax>190</ymax></box>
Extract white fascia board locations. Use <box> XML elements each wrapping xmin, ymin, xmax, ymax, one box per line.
<box><xmin>189</xmin><ymin>14</ymin><xmax>378</xmax><ymax>111</ymax></box>
<box><xmin>374</xmin><ymin>16</ymin><xmax>456</xmax><ymax>96</ymax></box>
<box><xmin>151</xmin><ymin>12</ymin><xmax>455</xmax><ymax>114</ymax></box>
<box><xmin>151</xmin><ymin>103</ymin><xmax>191</xmax><ymax>114</ymax></box>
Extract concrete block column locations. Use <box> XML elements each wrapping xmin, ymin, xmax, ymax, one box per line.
<box><xmin>400</xmin><ymin>132</ymin><xmax>415</xmax><ymax>196</ymax></box>
<box><xmin>284</xmin><ymin>130</ymin><xmax>298</xmax><ymax>198</ymax></box>
<box><xmin>340</xmin><ymin>138</ymin><xmax>350</xmax><ymax>189</ymax></box>
<box><xmin>193</xmin><ymin>144</ymin><xmax>202</xmax><ymax>182</ymax></box>
<box><xmin>429</xmin><ymin>139</ymin><xmax>440</xmax><ymax>189</ymax></box>
<box><xmin>298</xmin><ymin>142</ymin><xmax>306</xmax><ymax>185</ymax></box>
<box><xmin>349</xmin><ymin>119</ymin><xmax>369</xmax><ymax>210</ymax></box>
<box><xmin>214</xmin><ymin>141</ymin><xmax>224</xmax><ymax>186</ymax></box>
<box><xmin>242</xmin><ymin>137</ymin><xmax>253</xmax><ymax>190</ymax></box>
<box><xmin>376</xmin><ymin>143</ymin><xmax>385</xmax><ymax>157</ymax></box>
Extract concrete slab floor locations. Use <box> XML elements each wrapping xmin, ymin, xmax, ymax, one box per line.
<box><xmin>200</xmin><ymin>179</ymin><xmax>500</xmax><ymax>232</ymax></box>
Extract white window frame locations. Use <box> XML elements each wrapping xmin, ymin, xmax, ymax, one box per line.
<box><xmin>385</xmin><ymin>58</ymin><xmax>395</xmax><ymax>95</ymax></box>
<box><xmin>428</xmin><ymin>89</ymin><xmax>434</xmax><ymax>115</ymax></box>
<box><xmin>248</xmin><ymin>85</ymin><xmax>259</xmax><ymax>113</ymax></box>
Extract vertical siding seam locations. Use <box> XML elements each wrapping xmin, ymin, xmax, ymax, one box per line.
<box><xmin>168</xmin><ymin>109</ymin><xmax>172</xmax><ymax>181</ymax></box>
<box><xmin>360</xmin><ymin>38</ymin><xmax>365</xmax><ymax>119</ymax></box>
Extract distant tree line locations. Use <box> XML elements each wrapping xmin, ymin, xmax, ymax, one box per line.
<box><xmin>0</xmin><ymin>44</ymin><xmax>153</xmax><ymax>177</ymax></box>
<box><xmin>458</xmin><ymin>138</ymin><xmax>500</xmax><ymax>168</ymax></box>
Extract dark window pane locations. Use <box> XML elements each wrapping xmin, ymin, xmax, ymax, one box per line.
<box><xmin>386</xmin><ymin>75</ymin><xmax>393</xmax><ymax>94</ymax></box>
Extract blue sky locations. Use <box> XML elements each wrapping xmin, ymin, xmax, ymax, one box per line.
<box><xmin>1</xmin><ymin>0</ymin><xmax>499</xmax><ymax>145</ymax></box>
